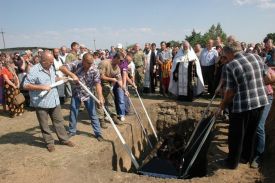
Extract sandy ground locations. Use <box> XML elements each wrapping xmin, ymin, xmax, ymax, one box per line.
<box><xmin>0</xmin><ymin>96</ymin><xmax>269</xmax><ymax>183</ymax></box>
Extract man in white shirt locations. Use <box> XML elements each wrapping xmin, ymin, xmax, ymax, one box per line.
<box><xmin>199</xmin><ymin>39</ymin><xmax>218</xmax><ymax>96</ymax></box>
<box><xmin>59</xmin><ymin>46</ymin><xmax>68</xmax><ymax>62</ymax></box>
<box><xmin>79</xmin><ymin>44</ymin><xmax>88</xmax><ymax>60</ymax></box>
<box><xmin>53</xmin><ymin>48</ymin><xmax>66</xmax><ymax>104</ymax></box>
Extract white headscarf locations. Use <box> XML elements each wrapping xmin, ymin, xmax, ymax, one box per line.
<box><xmin>169</xmin><ymin>42</ymin><xmax>204</xmax><ymax>96</ymax></box>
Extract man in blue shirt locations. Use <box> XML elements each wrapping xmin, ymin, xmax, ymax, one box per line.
<box><xmin>24</xmin><ymin>51</ymin><xmax>74</xmax><ymax>152</ymax></box>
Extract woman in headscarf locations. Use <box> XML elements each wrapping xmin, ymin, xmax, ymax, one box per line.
<box><xmin>2</xmin><ymin>58</ymin><xmax>24</xmax><ymax>117</ymax></box>
<box><xmin>169</xmin><ymin>40</ymin><xmax>204</xmax><ymax>101</ymax></box>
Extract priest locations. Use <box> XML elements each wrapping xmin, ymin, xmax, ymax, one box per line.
<box><xmin>169</xmin><ymin>41</ymin><xmax>204</xmax><ymax>101</ymax></box>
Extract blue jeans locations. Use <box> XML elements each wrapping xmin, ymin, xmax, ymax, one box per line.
<box><xmin>113</xmin><ymin>83</ymin><xmax>125</xmax><ymax>117</ymax></box>
<box><xmin>255</xmin><ymin>94</ymin><xmax>273</xmax><ymax>157</ymax></box>
<box><xmin>69</xmin><ymin>96</ymin><xmax>101</xmax><ymax>137</ymax></box>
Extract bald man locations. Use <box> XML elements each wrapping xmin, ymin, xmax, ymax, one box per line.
<box><xmin>24</xmin><ymin>51</ymin><xmax>74</xmax><ymax>152</ymax></box>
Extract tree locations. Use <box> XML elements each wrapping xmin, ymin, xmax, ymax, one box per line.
<box><xmin>266</xmin><ymin>33</ymin><xmax>275</xmax><ymax>43</ymax></box>
<box><xmin>167</xmin><ymin>40</ymin><xmax>181</xmax><ymax>48</ymax></box>
<box><xmin>215</xmin><ymin>23</ymin><xmax>227</xmax><ymax>43</ymax></box>
<box><xmin>202</xmin><ymin>23</ymin><xmax>227</xmax><ymax>46</ymax></box>
<box><xmin>185</xmin><ymin>23</ymin><xmax>227</xmax><ymax>47</ymax></box>
<box><xmin>185</xmin><ymin>29</ymin><xmax>203</xmax><ymax>47</ymax></box>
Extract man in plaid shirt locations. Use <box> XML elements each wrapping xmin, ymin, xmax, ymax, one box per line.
<box><xmin>217</xmin><ymin>41</ymin><xmax>274</xmax><ymax>169</ymax></box>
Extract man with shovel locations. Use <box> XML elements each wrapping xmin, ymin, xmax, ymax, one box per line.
<box><xmin>24</xmin><ymin>51</ymin><xmax>75</xmax><ymax>152</ymax></box>
<box><xmin>98</xmin><ymin>52</ymin><xmax>129</xmax><ymax>125</ymax></box>
<box><xmin>59</xmin><ymin>53</ymin><xmax>104</xmax><ymax>141</ymax></box>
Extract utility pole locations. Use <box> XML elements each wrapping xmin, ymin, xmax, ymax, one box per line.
<box><xmin>93</xmin><ymin>39</ymin><xmax>96</xmax><ymax>51</ymax></box>
<box><xmin>0</xmin><ymin>28</ymin><xmax>6</xmax><ymax>49</ymax></box>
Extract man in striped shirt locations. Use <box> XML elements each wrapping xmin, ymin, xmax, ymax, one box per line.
<box><xmin>24</xmin><ymin>51</ymin><xmax>74</xmax><ymax>152</ymax></box>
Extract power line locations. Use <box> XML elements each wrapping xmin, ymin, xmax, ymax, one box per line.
<box><xmin>0</xmin><ymin>28</ymin><xmax>6</xmax><ymax>49</ymax></box>
<box><xmin>93</xmin><ymin>39</ymin><xmax>96</xmax><ymax>51</ymax></box>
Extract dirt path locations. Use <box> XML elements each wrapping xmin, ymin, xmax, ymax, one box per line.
<box><xmin>0</xmin><ymin>97</ymin><xmax>267</xmax><ymax>183</ymax></box>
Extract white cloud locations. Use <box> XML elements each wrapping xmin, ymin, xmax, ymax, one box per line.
<box><xmin>233</xmin><ymin>0</ymin><xmax>275</xmax><ymax>8</ymax></box>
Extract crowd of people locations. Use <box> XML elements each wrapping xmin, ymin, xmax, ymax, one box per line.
<box><xmin>0</xmin><ymin>36</ymin><xmax>275</xmax><ymax>171</ymax></box>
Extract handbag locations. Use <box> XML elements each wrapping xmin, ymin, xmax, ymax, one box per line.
<box><xmin>13</xmin><ymin>93</ymin><xmax>25</xmax><ymax>106</ymax></box>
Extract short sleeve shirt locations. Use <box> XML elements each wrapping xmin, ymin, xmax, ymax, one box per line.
<box><xmin>65</xmin><ymin>52</ymin><xmax>78</xmax><ymax>63</ymax></box>
<box><xmin>157</xmin><ymin>50</ymin><xmax>172</xmax><ymax>63</ymax></box>
<box><xmin>133</xmin><ymin>51</ymin><xmax>145</xmax><ymax>67</ymax></box>
<box><xmin>119</xmin><ymin>60</ymin><xmax>128</xmax><ymax>74</ymax></box>
<box><xmin>98</xmin><ymin>59</ymin><xmax>121</xmax><ymax>85</ymax></box>
<box><xmin>223</xmin><ymin>52</ymin><xmax>268</xmax><ymax>113</ymax></box>
<box><xmin>23</xmin><ymin>64</ymin><xmax>60</xmax><ymax>108</ymax></box>
<box><xmin>200</xmin><ymin>48</ymin><xmax>218</xmax><ymax>66</ymax></box>
<box><xmin>65</xmin><ymin>60</ymin><xmax>101</xmax><ymax>101</ymax></box>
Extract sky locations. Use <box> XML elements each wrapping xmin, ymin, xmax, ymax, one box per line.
<box><xmin>0</xmin><ymin>0</ymin><xmax>275</xmax><ymax>49</ymax></box>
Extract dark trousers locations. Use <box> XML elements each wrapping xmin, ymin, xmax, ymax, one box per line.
<box><xmin>227</xmin><ymin>107</ymin><xmax>264</xmax><ymax>169</ymax></box>
<box><xmin>150</xmin><ymin>72</ymin><xmax>156</xmax><ymax>93</ymax></box>
<box><xmin>35</xmin><ymin>105</ymin><xmax>69</xmax><ymax>146</ymax></box>
<box><xmin>201</xmin><ymin>65</ymin><xmax>215</xmax><ymax>95</ymax></box>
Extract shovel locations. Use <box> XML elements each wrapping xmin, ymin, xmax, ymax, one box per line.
<box><xmin>76</xmin><ymin>79</ymin><xmax>140</xmax><ymax>170</ymax></box>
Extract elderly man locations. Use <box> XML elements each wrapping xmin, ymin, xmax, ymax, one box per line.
<box><xmin>52</xmin><ymin>48</ymin><xmax>66</xmax><ymax>104</ymax></box>
<box><xmin>217</xmin><ymin>41</ymin><xmax>274</xmax><ymax>169</ymax></box>
<box><xmin>194</xmin><ymin>43</ymin><xmax>202</xmax><ymax>58</ymax></box>
<box><xmin>79</xmin><ymin>44</ymin><xmax>88</xmax><ymax>60</ymax></box>
<box><xmin>200</xmin><ymin>39</ymin><xmax>218</xmax><ymax>96</ymax></box>
<box><xmin>169</xmin><ymin>41</ymin><xmax>204</xmax><ymax>101</ymax></box>
<box><xmin>59</xmin><ymin>53</ymin><xmax>104</xmax><ymax>141</ymax></box>
<box><xmin>59</xmin><ymin>46</ymin><xmax>68</xmax><ymax>62</ymax></box>
<box><xmin>60</xmin><ymin>46</ymin><xmax>72</xmax><ymax>100</ymax></box>
<box><xmin>24</xmin><ymin>51</ymin><xmax>74</xmax><ymax>152</ymax></box>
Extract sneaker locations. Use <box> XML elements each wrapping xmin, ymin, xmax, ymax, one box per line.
<box><xmin>61</xmin><ymin>140</ymin><xmax>75</xmax><ymax>147</ymax></box>
<box><xmin>112</xmin><ymin>116</ymin><xmax>121</xmax><ymax>125</ymax></box>
<box><xmin>96</xmin><ymin>136</ymin><xmax>104</xmax><ymax>142</ymax></box>
<box><xmin>120</xmin><ymin>116</ymin><xmax>125</xmax><ymax>122</ymax></box>
<box><xmin>47</xmin><ymin>144</ymin><xmax>55</xmax><ymax>152</ymax></box>
<box><xmin>250</xmin><ymin>157</ymin><xmax>260</xmax><ymax>169</ymax></box>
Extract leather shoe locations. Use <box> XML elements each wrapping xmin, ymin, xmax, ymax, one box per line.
<box><xmin>100</xmin><ymin>121</ymin><xmax>108</xmax><ymax>129</ymax></box>
<box><xmin>96</xmin><ymin>136</ymin><xmax>104</xmax><ymax>142</ymax></box>
<box><xmin>62</xmin><ymin>141</ymin><xmax>75</xmax><ymax>147</ymax></box>
<box><xmin>47</xmin><ymin>145</ymin><xmax>55</xmax><ymax>152</ymax></box>
<box><xmin>112</xmin><ymin>116</ymin><xmax>122</xmax><ymax>125</ymax></box>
